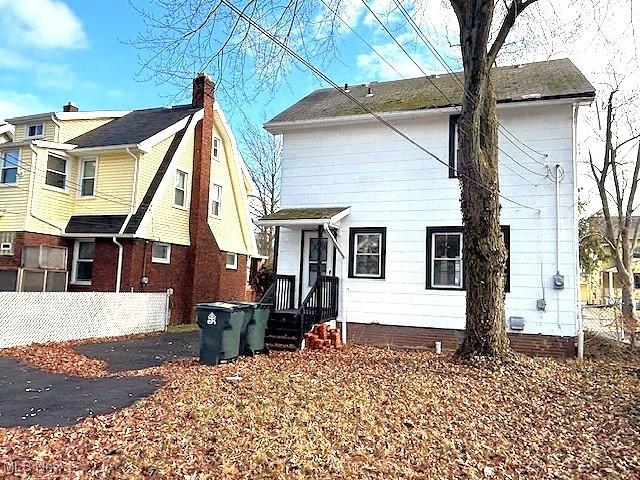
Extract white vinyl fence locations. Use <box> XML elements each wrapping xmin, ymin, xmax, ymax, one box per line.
<box><xmin>0</xmin><ymin>291</ymin><xmax>171</xmax><ymax>348</ymax></box>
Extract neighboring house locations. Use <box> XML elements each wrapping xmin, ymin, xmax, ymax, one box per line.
<box><xmin>580</xmin><ymin>216</ymin><xmax>640</xmax><ymax>305</ymax></box>
<box><xmin>0</xmin><ymin>123</ymin><xmax>14</xmax><ymax>144</ymax></box>
<box><xmin>259</xmin><ymin>58</ymin><xmax>595</xmax><ymax>357</ymax></box>
<box><xmin>0</xmin><ymin>74</ymin><xmax>259</xmax><ymax>322</ymax></box>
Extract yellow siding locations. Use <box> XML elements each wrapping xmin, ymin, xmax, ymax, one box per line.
<box><xmin>71</xmin><ymin>153</ymin><xmax>135</xmax><ymax>216</ymax></box>
<box><xmin>208</xmin><ymin>119</ymin><xmax>253</xmax><ymax>255</ymax></box>
<box><xmin>138</xmin><ymin>131</ymin><xmax>194</xmax><ymax>245</ymax></box>
<box><xmin>0</xmin><ymin>146</ymin><xmax>32</xmax><ymax>232</ymax></box>
<box><xmin>24</xmin><ymin>146</ymin><xmax>74</xmax><ymax>234</ymax></box>
<box><xmin>135</xmin><ymin>135</ymin><xmax>175</xmax><ymax>207</ymax></box>
<box><xmin>12</xmin><ymin>120</ymin><xmax>56</xmax><ymax>143</ymax></box>
<box><xmin>59</xmin><ymin>118</ymin><xmax>114</xmax><ymax>143</ymax></box>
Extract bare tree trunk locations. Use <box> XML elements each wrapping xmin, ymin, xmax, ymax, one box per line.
<box><xmin>452</xmin><ymin>0</ymin><xmax>515</xmax><ymax>358</ymax></box>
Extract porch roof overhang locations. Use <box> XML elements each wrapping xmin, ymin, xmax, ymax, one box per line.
<box><xmin>257</xmin><ymin>206</ymin><xmax>351</xmax><ymax>228</ymax></box>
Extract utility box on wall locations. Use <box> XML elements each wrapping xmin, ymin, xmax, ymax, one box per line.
<box><xmin>509</xmin><ymin>316</ymin><xmax>525</xmax><ymax>331</ymax></box>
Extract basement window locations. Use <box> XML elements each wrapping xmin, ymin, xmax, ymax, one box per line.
<box><xmin>226</xmin><ymin>252</ymin><xmax>238</xmax><ymax>270</ymax></box>
<box><xmin>426</xmin><ymin>226</ymin><xmax>511</xmax><ymax>291</ymax></box>
<box><xmin>151</xmin><ymin>242</ymin><xmax>171</xmax><ymax>264</ymax></box>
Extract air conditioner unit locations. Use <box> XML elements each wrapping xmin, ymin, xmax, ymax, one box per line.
<box><xmin>0</xmin><ymin>242</ymin><xmax>12</xmax><ymax>256</ymax></box>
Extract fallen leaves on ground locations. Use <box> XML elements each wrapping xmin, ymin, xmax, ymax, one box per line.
<box><xmin>1</xmin><ymin>342</ymin><xmax>109</xmax><ymax>377</ymax></box>
<box><xmin>1</xmin><ymin>346</ymin><xmax>639</xmax><ymax>479</ymax></box>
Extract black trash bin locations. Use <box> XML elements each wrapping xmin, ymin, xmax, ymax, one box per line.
<box><xmin>196</xmin><ymin>302</ymin><xmax>246</xmax><ymax>365</ymax></box>
<box><xmin>230</xmin><ymin>301</ymin><xmax>272</xmax><ymax>355</ymax></box>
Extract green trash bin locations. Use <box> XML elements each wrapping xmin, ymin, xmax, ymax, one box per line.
<box><xmin>231</xmin><ymin>301</ymin><xmax>272</xmax><ymax>355</ymax></box>
<box><xmin>196</xmin><ymin>302</ymin><xmax>246</xmax><ymax>365</ymax></box>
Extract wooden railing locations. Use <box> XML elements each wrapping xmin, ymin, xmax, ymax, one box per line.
<box><xmin>300</xmin><ymin>276</ymin><xmax>339</xmax><ymax>334</ymax></box>
<box><xmin>260</xmin><ymin>274</ymin><xmax>296</xmax><ymax>311</ymax></box>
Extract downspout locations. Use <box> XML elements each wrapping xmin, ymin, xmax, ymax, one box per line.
<box><xmin>555</xmin><ymin>164</ymin><xmax>562</xmax><ymax>331</ymax></box>
<box><xmin>28</xmin><ymin>143</ymin><xmax>63</xmax><ymax>233</ymax></box>
<box><xmin>324</xmin><ymin>223</ymin><xmax>348</xmax><ymax>344</ymax></box>
<box><xmin>50</xmin><ymin>114</ymin><xmax>62</xmax><ymax>142</ymax></box>
<box><xmin>112</xmin><ymin>147</ymin><xmax>141</xmax><ymax>293</ymax></box>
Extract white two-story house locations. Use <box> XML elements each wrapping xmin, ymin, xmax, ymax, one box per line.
<box><xmin>259</xmin><ymin>58</ymin><xmax>595</xmax><ymax>357</ymax></box>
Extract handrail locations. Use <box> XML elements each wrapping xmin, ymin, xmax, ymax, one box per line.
<box><xmin>299</xmin><ymin>275</ymin><xmax>339</xmax><ymax>335</ymax></box>
<box><xmin>261</xmin><ymin>274</ymin><xmax>296</xmax><ymax>311</ymax></box>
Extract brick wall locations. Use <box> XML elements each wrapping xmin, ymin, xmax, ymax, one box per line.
<box><xmin>0</xmin><ymin>231</ymin><xmax>69</xmax><ymax>270</ymax></box>
<box><xmin>346</xmin><ymin>323</ymin><xmax>576</xmax><ymax>358</ymax></box>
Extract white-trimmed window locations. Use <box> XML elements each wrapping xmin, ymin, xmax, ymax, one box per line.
<box><xmin>45</xmin><ymin>154</ymin><xmax>67</xmax><ymax>190</ymax></box>
<box><xmin>71</xmin><ymin>240</ymin><xmax>94</xmax><ymax>285</ymax></box>
<box><xmin>210</xmin><ymin>183</ymin><xmax>222</xmax><ymax>217</ymax></box>
<box><xmin>226</xmin><ymin>252</ymin><xmax>238</xmax><ymax>270</ymax></box>
<box><xmin>151</xmin><ymin>242</ymin><xmax>171</xmax><ymax>264</ymax></box>
<box><xmin>25</xmin><ymin>123</ymin><xmax>44</xmax><ymax>139</ymax></box>
<box><xmin>0</xmin><ymin>149</ymin><xmax>19</xmax><ymax>184</ymax></box>
<box><xmin>213</xmin><ymin>137</ymin><xmax>220</xmax><ymax>160</ymax></box>
<box><xmin>430</xmin><ymin>231</ymin><xmax>463</xmax><ymax>289</ymax></box>
<box><xmin>174</xmin><ymin>170</ymin><xmax>188</xmax><ymax>207</ymax></box>
<box><xmin>79</xmin><ymin>158</ymin><xmax>96</xmax><ymax>197</ymax></box>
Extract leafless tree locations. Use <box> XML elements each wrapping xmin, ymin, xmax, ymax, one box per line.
<box><xmin>589</xmin><ymin>89</ymin><xmax>640</xmax><ymax>348</ymax></box>
<box><xmin>240</xmin><ymin>121</ymin><xmax>282</xmax><ymax>259</ymax></box>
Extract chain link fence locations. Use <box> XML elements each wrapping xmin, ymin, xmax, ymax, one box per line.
<box><xmin>0</xmin><ymin>291</ymin><xmax>171</xmax><ymax>348</ymax></box>
<box><xmin>582</xmin><ymin>304</ymin><xmax>627</xmax><ymax>342</ymax></box>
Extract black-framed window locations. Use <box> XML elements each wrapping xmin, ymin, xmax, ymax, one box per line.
<box><xmin>348</xmin><ymin>227</ymin><xmax>386</xmax><ymax>279</ymax></box>
<box><xmin>448</xmin><ymin>114</ymin><xmax>460</xmax><ymax>178</ymax></box>
<box><xmin>426</xmin><ymin>226</ymin><xmax>510</xmax><ymax>291</ymax></box>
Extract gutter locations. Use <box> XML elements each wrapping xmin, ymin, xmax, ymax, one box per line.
<box><xmin>72</xmin><ymin>144</ymin><xmax>148</xmax><ymax>155</ymax></box>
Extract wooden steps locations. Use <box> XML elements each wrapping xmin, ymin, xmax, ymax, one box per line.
<box><xmin>265</xmin><ymin>311</ymin><xmax>301</xmax><ymax>351</ymax></box>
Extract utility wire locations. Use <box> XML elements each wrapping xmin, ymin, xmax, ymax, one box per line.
<box><xmin>218</xmin><ymin>0</ymin><xmax>540</xmax><ymax>212</ymax></box>
<box><xmin>360</xmin><ymin>0</ymin><xmax>546</xmax><ymax>179</ymax></box>
<box><xmin>388</xmin><ymin>0</ymin><xmax>550</xmax><ymax>161</ymax></box>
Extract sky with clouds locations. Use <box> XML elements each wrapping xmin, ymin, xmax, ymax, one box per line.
<box><xmin>0</xmin><ymin>0</ymin><xmax>637</xmax><ymax>158</ymax></box>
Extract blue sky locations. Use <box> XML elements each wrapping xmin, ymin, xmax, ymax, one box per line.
<box><xmin>0</xmin><ymin>0</ymin><xmax>456</xmax><ymax>133</ymax></box>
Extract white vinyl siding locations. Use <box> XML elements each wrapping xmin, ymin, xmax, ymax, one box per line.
<box><xmin>275</xmin><ymin>102</ymin><xmax>579</xmax><ymax>336</ymax></box>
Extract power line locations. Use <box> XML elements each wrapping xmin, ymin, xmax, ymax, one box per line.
<box><xmin>387</xmin><ymin>0</ymin><xmax>550</xmax><ymax>161</ymax></box>
<box><xmin>317</xmin><ymin>0</ymin><xmax>404</xmax><ymax>79</ymax></box>
<box><xmin>359</xmin><ymin>0</ymin><xmax>546</xmax><ymax>180</ymax></box>
<box><xmin>218</xmin><ymin>0</ymin><xmax>540</xmax><ymax>212</ymax></box>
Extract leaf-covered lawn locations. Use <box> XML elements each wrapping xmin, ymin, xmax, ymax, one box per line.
<box><xmin>1</xmin><ymin>345</ymin><xmax>639</xmax><ymax>479</ymax></box>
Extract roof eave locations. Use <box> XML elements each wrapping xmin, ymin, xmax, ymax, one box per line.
<box><xmin>264</xmin><ymin>92</ymin><xmax>596</xmax><ymax>134</ymax></box>
<box><xmin>71</xmin><ymin>143</ymin><xmax>148</xmax><ymax>154</ymax></box>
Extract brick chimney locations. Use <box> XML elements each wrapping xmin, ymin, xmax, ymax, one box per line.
<box><xmin>188</xmin><ymin>72</ymin><xmax>222</xmax><ymax>309</ymax></box>
<box><xmin>63</xmin><ymin>102</ymin><xmax>78</xmax><ymax>112</ymax></box>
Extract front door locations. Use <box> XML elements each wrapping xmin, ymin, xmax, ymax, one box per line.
<box><xmin>301</xmin><ymin>232</ymin><xmax>335</xmax><ymax>302</ymax></box>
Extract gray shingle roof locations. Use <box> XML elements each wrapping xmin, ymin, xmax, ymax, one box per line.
<box><xmin>265</xmin><ymin>58</ymin><xmax>595</xmax><ymax>126</ymax></box>
<box><xmin>65</xmin><ymin>215</ymin><xmax>129</xmax><ymax>234</ymax></box>
<box><xmin>69</xmin><ymin>104</ymin><xmax>200</xmax><ymax>148</ymax></box>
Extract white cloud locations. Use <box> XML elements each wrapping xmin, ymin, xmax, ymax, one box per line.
<box><xmin>0</xmin><ymin>48</ymin><xmax>76</xmax><ymax>90</ymax></box>
<box><xmin>0</xmin><ymin>90</ymin><xmax>53</xmax><ymax>121</ymax></box>
<box><xmin>0</xmin><ymin>0</ymin><xmax>87</xmax><ymax>50</ymax></box>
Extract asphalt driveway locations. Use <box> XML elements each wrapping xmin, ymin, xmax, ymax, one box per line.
<box><xmin>0</xmin><ymin>331</ymin><xmax>200</xmax><ymax>428</ymax></box>
<box><xmin>0</xmin><ymin>356</ymin><xmax>162</xmax><ymax>428</ymax></box>
<box><xmin>74</xmin><ymin>331</ymin><xmax>199</xmax><ymax>372</ymax></box>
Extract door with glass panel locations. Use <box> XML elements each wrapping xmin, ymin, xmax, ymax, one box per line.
<box><xmin>301</xmin><ymin>233</ymin><xmax>334</xmax><ymax>301</ymax></box>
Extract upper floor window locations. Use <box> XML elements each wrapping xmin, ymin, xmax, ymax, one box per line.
<box><xmin>25</xmin><ymin>123</ymin><xmax>44</xmax><ymax>139</ymax></box>
<box><xmin>79</xmin><ymin>158</ymin><xmax>96</xmax><ymax>197</ymax></box>
<box><xmin>45</xmin><ymin>154</ymin><xmax>67</xmax><ymax>190</ymax></box>
<box><xmin>348</xmin><ymin>227</ymin><xmax>387</xmax><ymax>279</ymax></box>
<box><xmin>210</xmin><ymin>183</ymin><xmax>222</xmax><ymax>217</ymax></box>
<box><xmin>213</xmin><ymin>137</ymin><xmax>220</xmax><ymax>160</ymax></box>
<box><xmin>426</xmin><ymin>226</ymin><xmax>510</xmax><ymax>291</ymax></box>
<box><xmin>151</xmin><ymin>242</ymin><xmax>171</xmax><ymax>264</ymax></box>
<box><xmin>0</xmin><ymin>149</ymin><xmax>19</xmax><ymax>185</ymax></box>
<box><xmin>174</xmin><ymin>170</ymin><xmax>188</xmax><ymax>207</ymax></box>
<box><xmin>448</xmin><ymin>115</ymin><xmax>460</xmax><ymax>178</ymax></box>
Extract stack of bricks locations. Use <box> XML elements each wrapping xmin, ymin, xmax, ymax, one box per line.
<box><xmin>304</xmin><ymin>323</ymin><xmax>342</xmax><ymax>351</ymax></box>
